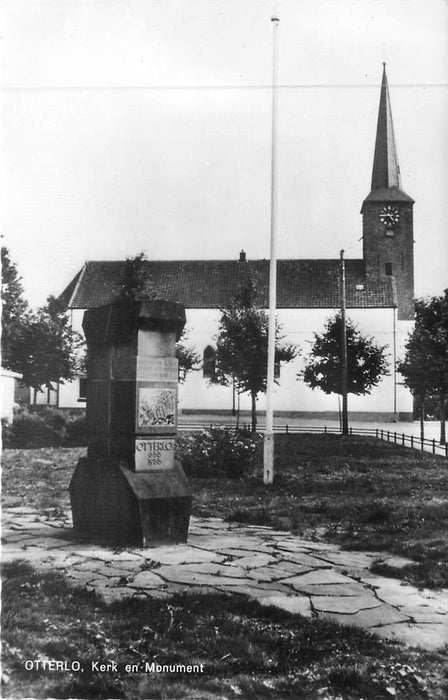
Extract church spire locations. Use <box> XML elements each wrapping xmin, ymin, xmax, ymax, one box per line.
<box><xmin>370</xmin><ymin>63</ymin><xmax>401</xmax><ymax>191</ymax></box>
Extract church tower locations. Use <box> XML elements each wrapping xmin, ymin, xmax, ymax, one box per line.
<box><xmin>361</xmin><ymin>64</ymin><xmax>415</xmax><ymax>320</ymax></box>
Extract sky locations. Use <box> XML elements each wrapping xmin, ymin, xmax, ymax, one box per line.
<box><xmin>1</xmin><ymin>0</ymin><xmax>447</xmax><ymax>307</ymax></box>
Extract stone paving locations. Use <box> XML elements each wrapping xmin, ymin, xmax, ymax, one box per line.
<box><xmin>2</xmin><ymin>507</ymin><xmax>447</xmax><ymax>650</ymax></box>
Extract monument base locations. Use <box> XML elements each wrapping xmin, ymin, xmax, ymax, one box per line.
<box><xmin>70</xmin><ymin>458</ymin><xmax>191</xmax><ymax>547</ymax></box>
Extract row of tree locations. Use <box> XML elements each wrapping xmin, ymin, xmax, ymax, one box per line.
<box><xmin>211</xmin><ymin>269</ymin><xmax>389</xmax><ymax>433</ymax></box>
<box><xmin>210</xmin><ymin>267</ymin><xmax>448</xmax><ymax>444</ymax></box>
<box><xmin>2</xmin><ymin>248</ymin><xmax>447</xmax><ymax>443</ymax></box>
<box><xmin>1</xmin><ymin>248</ymin><xmax>200</xmax><ymax>400</ymax></box>
<box><xmin>1</xmin><ymin>248</ymin><xmax>84</xmax><ymax>403</ymax></box>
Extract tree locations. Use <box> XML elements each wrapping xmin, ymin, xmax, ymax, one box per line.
<box><xmin>396</xmin><ymin>327</ymin><xmax>432</xmax><ymax>441</ymax></box>
<box><xmin>1</xmin><ymin>246</ymin><xmax>30</xmax><ymax>372</ymax></box>
<box><xmin>301</xmin><ymin>314</ymin><xmax>389</xmax><ymax>426</ymax></box>
<box><xmin>120</xmin><ymin>252</ymin><xmax>199</xmax><ymax>383</ymax></box>
<box><xmin>176</xmin><ymin>329</ymin><xmax>200</xmax><ymax>383</ymax></box>
<box><xmin>213</xmin><ymin>268</ymin><xmax>297</xmax><ymax>432</ymax></box>
<box><xmin>19</xmin><ymin>296</ymin><xmax>84</xmax><ymax>403</ymax></box>
<box><xmin>397</xmin><ymin>291</ymin><xmax>448</xmax><ymax>444</ymax></box>
<box><xmin>2</xmin><ymin>247</ymin><xmax>84</xmax><ymax>401</ymax></box>
<box><xmin>120</xmin><ymin>252</ymin><xmax>158</xmax><ymax>301</ymax></box>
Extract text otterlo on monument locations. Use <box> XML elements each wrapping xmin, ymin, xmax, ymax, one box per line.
<box><xmin>135</xmin><ymin>438</ymin><xmax>175</xmax><ymax>471</ymax></box>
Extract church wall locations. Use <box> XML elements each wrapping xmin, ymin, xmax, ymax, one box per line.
<box><xmin>58</xmin><ymin>305</ymin><xmax>413</xmax><ymax>420</ymax></box>
<box><xmin>179</xmin><ymin>307</ymin><xmax>414</xmax><ymax>420</ymax></box>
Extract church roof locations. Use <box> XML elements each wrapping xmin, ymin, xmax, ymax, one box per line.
<box><xmin>363</xmin><ymin>65</ymin><xmax>413</xmax><ymax>206</ymax></box>
<box><xmin>363</xmin><ymin>186</ymin><xmax>414</xmax><ymax>204</ymax></box>
<box><xmin>60</xmin><ymin>258</ymin><xmax>397</xmax><ymax>311</ymax></box>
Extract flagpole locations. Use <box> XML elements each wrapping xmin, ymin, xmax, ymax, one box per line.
<box><xmin>340</xmin><ymin>249</ymin><xmax>349</xmax><ymax>435</ymax></box>
<box><xmin>263</xmin><ymin>13</ymin><xmax>279</xmax><ymax>485</ymax></box>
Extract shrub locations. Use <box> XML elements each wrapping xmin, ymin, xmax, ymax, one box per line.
<box><xmin>176</xmin><ymin>426</ymin><xmax>260</xmax><ymax>478</ymax></box>
<box><xmin>64</xmin><ymin>413</ymin><xmax>87</xmax><ymax>447</ymax></box>
<box><xmin>2</xmin><ymin>408</ymin><xmax>62</xmax><ymax>448</ymax></box>
<box><xmin>1</xmin><ymin>417</ymin><xmax>13</xmax><ymax>446</ymax></box>
<box><xmin>2</xmin><ymin>406</ymin><xmax>86</xmax><ymax>448</ymax></box>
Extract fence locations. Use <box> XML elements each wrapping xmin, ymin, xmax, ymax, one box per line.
<box><xmin>178</xmin><ymin>421</ymin><xmax>448</xmax><ymax>458</ymax></box>
<box><xmin>347</xmin><ymin>426</ymin><xmax>448</xmax><ymax>458</ymax></box>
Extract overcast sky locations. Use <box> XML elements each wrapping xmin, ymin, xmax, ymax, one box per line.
<box><xmin>1</xmin><ymin>0</ymin><xmax>447</xmax><ymax>307</ymax></box>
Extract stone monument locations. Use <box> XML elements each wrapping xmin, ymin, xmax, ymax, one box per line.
<box><xmin>70</xmin><ymin>299</ymin><xmax>191</xmax><ymax>546</ymax></box>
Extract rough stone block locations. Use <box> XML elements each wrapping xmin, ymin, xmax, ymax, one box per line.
<box><xmin>70</xmin><ymin>458</ymin><xmax>191</xmax><ymax>547</ymax></box>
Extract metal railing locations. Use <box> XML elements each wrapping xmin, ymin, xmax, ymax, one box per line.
<box><xmin>346</xmin><ymin>426</ymin><xmax>448</xmax><ymax>458</ymax></box>
<box><xmin>177</xmin><ymin>421</ymin><xmax>448</xmax><ymax>458</ymax></box>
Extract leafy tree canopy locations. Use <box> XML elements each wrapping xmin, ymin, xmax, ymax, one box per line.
<box><xmin>397</xmin><ymin>327</ymin><xmax>433</xmax><ymax>399</ymax></box>
<box><xmin>301</xmin><ymin>314</ymin><xmax>389</xmax><ymax>396</ymax></box>
<box><xmin>2</xmin><ymin>247</ymin><xmax>84</xmax><ymax>395</ymax></box>
<box><xmin>213</xmin><ymin>266</ymin><xmax>298</xmax><ymax>430</ymax></box>
<box><xmin>19</xmin><ymin>296</ymin><xmax>84</xmax><ymax>393</ymax></box>
<box><xmin>176</xmin><ymin>330</ymin><xmax>200</xmax><ymax>384</ymax></box>
<box><xmin>1</xmin><ymin>246</ymin><xmax>30</xmax><ymax>372</ymax></box>
<box><xmin>397</xmin><ymin>290</ymin><xmax>448</xmax><ymax>443</ymax></box>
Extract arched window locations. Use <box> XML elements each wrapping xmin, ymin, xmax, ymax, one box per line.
<box><xmin>203</xmin><ymin>346</ymin><xmax>216</xmax><ymax>379</ymax></box>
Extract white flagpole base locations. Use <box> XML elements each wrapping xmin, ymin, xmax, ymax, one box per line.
<box><xmin>263</xmin><ymin>431</ymin><xmax>274</xmax><ymax>484</ymax></box>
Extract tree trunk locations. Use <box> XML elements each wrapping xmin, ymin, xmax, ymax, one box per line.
<box><xmin>341</xmin><ymin>393</ymin><xmax>349</xmax><ymax>435</ymax></box>
<box><xmin>251</xmin><ymin>392</ymin><xmax>257</xmax><ymax>434</ymax></box>
<box><xmin>33</xmin><ymin>387</ymin><xmax>37</xmax><ymax>405</ymax></box>
<box><xmin>440</xmin><ymin>392</ymin><xmax>446</xmax><ymax>445</ymax></box>
<box><xmin>420</xmin><ymin>395</ymin><xmax>425</xmax><ymax>442</ymax></box>
<box><xmin>237</xmin><ymin>388</ymin><xmax>241</xmax><ymax>428</ymax></box>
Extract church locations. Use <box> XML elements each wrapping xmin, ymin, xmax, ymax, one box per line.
<box><xmin>59</xmin><ymin>65</ymin><xmax>415</xmax><ymax>421</ymax></box>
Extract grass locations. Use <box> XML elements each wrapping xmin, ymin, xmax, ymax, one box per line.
<box><xmin>2</xmin><ymin>560</ymin><xmax>448</xmax><ymax>700</ymax></box>
<box><xmin>1</xmin><ymin>446</ymin><xmax>85</xmax><ymax>511</ymax></box>
<box><xmin>370</xmin><ymin>561</ymin><xmax>448</xmax><ymax>590</ymax></box>
<box><xmin>2</xmin><ymin>435</ymin><xmax>448</xmax><ymax>587</ymax></box>
<box><xmin>193</xmin><ymin>434</ymin><xmax>448</xmax><ymax>588</ymax></box>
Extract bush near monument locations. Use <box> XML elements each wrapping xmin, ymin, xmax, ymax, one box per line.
<box><xmin>2</xmin><ymin>407</ymin><xmax>86</xmax><ymax>448</ymax></box>
<box><xmin>176</xmin><ymin>426</ymin><xmax>259</xmax><ymax>478</ymax></box>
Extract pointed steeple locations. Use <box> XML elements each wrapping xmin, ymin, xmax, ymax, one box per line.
<box><xmin>361</xmin><ymin>64</ymin><xmax>415</xmax><ymax>321</ymax></box>
<box><xmin>371</xmin><ymin>64</ymin><xmax>401</xmax><ymax>191</ymax></box>
<box><xmin>362</xmin><ymin>64</ymin><xmax>413</xmax><ymax>206</ymax></box>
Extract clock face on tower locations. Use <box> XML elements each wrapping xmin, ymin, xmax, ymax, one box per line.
<box><xmin>379</xmin><ymin>205</ymin><xmax>400</xmax><ymax>229</ymax></box>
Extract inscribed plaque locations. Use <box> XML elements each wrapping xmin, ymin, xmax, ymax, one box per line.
<box><xmin>135</xmin><ymin>438</ymin><xmax>175</xmax><ymax>471</ymax></box>
<box><xmin>136</xmin><ymin>357</ymin><xmax>178</xmax><ymax>381</ymax></box>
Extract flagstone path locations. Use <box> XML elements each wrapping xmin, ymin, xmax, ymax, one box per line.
<box><xmin>2</xmin><ymin>507</ymin><xmax>447</xmax><ymax>650</ymax></box>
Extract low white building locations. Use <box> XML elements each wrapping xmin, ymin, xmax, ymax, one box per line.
<box><xmin>1</xmin><ymin>368</ymin><xmax>23</xmax><ymax>422</ymax></box>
